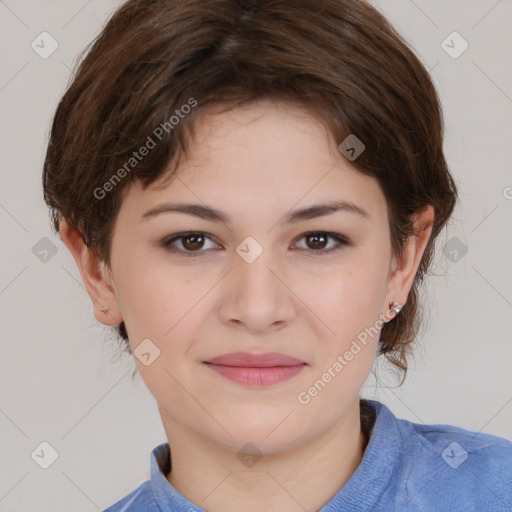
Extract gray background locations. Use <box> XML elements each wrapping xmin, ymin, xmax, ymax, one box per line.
<box><xmin>1</xmin><ymin>0</ymin><xmax>511</xmax><ymax>510</ymax></box>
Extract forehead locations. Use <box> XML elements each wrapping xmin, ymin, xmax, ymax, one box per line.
<box><xmin>119</xmin><ymin>100</ymin><xmax>387</xmax><ymax>225</ymax></box>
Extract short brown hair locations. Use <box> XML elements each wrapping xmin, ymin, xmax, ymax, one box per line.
<box><xmin>42</xmin><ymin>0</ymin><xmax>458</xmax><ymax>379</ymax></box>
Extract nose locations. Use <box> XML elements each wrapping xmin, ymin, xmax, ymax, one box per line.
<box><xmin>218</xmin><ymin>247</ymin><xmax>296</xmax><ymax>334</ymax></box>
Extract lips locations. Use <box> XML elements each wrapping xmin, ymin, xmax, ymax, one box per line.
<box><xmin>203</xmin><ymin>352</ymin><xmax>307</xmax><ymax>386</ymax></box>
<box><xmin>203</xmin><ymin>351</ymin><xmax>306</xmax><ymax>367</ymax></box>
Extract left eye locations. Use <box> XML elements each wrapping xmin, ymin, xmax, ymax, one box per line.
<box><xmin>294</xmin><ymin>231</ymin><xmax>349</xmax><ymax>254</ymax></box>
<box><xmin>161</xmin><ymin>231</ymin><xmax>349</xmax><ymax>257</ymax></box>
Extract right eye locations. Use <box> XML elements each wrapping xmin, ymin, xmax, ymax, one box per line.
<box><xmin>161</xmin><ymin>232</ymin><xmax>221</xmax><ymax>257</ymax></box>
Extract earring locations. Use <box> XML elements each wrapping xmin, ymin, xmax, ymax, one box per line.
<box><xmin>388</xmin><ymin>301</ymin><xmax>402</xmax><ymax>314</ymax></box>
<box><xmin>101</xmin><ymin>308</ymin><xmax>109</xmax><ymax>315</ymax></box>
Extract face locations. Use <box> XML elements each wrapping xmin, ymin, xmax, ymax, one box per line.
<box><xmin>63</xmin><ymin>99</ymin><xmax>433</xmax><ymax>454</ymax></box>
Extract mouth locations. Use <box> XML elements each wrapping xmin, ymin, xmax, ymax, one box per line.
<box><xmin>202</xmin><ymin>352</ymin><xmax>307</xmax><ymax>387</ymax></box>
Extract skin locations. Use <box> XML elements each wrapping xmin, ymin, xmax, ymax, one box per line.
<box><xmin>61</xmin><ymin>99</ymin><xmax>434</xmax><ymax>512</ymax></box>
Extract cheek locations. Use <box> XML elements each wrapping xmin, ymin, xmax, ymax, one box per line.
<box><xmin>293</xmin><ymin>257</ymin><xmax>388</xmax><ymax>392</ymax></box>
<box><xmin>112</xmin><ymin>256</ymin><xmax>191</xmax><ymax>346</ymax></box>
<box><xmin>297</xmin><ymin>258</ymin><xmax>387</xmax><ymax>336</ymax></box>
<box><xmin>119</xmin><ymin>263</ymin><xmax>223</xmax><ymax>377</ymax></box>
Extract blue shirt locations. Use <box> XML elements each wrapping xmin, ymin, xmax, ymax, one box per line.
<box><xmin>104</xmin><ymin>400</ymin><xmax>512</xmax><ymax>511</ymax></box>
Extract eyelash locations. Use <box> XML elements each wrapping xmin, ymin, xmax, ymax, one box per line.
<box><xmin>161</xmin><ymin>231</ymin><xmax>350</xmax><ymax>257</ymax></box>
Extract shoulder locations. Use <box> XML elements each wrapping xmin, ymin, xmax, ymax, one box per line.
<box><xmin>390</xmin><ymin>407</ymin><xmax>512</xmax><ymax>510</ymax></box>
<box><xmin>103</xmin><ymin>481</ymin><xmax>155</xmax><ymax>512</ymax></box>
<box><xmin>400</xmin><ymin>415</ymin><xmax>512</xmax><ymax>469</ymax></box>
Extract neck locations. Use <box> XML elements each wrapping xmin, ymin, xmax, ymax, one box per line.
<box><xmin>161</xmin><ymin>399</ymin><xmax>368</xmax><ymax>512</ymax></box>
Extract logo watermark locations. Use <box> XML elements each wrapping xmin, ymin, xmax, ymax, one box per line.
<box><xmin>297</xmin><ymin>308</ymin><xmax>397</xmax><ymax>405</ymax></box>
<box><xmin>93</xmin><ymin>97</ymin><xmax>197</xmax><ymax>200</ymax></box>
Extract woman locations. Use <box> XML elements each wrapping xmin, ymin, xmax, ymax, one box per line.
<box><xmin>42</xmin><ymin>0</ymin><xmax>512</xmax><ymax>510</ymax></box>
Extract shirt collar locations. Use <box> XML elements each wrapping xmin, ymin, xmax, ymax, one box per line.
<box><xmin>149</xmin><ymin>442</ymin><xmax>204</xmax><ymax>511</ymax></box>
<box><xmin>149</xmin><ymin>399</ymin><xmax>400</xmax><ymax>511</ymax></box>
<box><xmin>318</xmin><ymin>399</ymin><xmax>401</xmax><ymax>511</ymax></box>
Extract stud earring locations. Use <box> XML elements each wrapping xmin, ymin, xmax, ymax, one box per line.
<box><xmin>388</xmin><ymin>301</ymin><xmax>402</xmax><ymax>314</ymax></box>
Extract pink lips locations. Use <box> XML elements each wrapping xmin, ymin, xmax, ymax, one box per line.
<box><xmin>203</xmin><ymin>352</ymin><xmax>307</xmax><ymax>386</ymax></box>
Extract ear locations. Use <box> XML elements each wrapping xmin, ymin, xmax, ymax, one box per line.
<box><xmin>384</xmin><ymin>205</ymin><xmax>435</xmax><ymax>316</ymax></box>
<box><xmin>59</xmin><ymin>217</ymin><xmax>123</xmax><ymax>326</ymax></box>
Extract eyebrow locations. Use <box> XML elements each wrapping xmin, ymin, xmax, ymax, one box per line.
<box><xmin>141</xmin><ymin>200</ymin><xmax>371</xmax><ymax>224</ymax></box>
